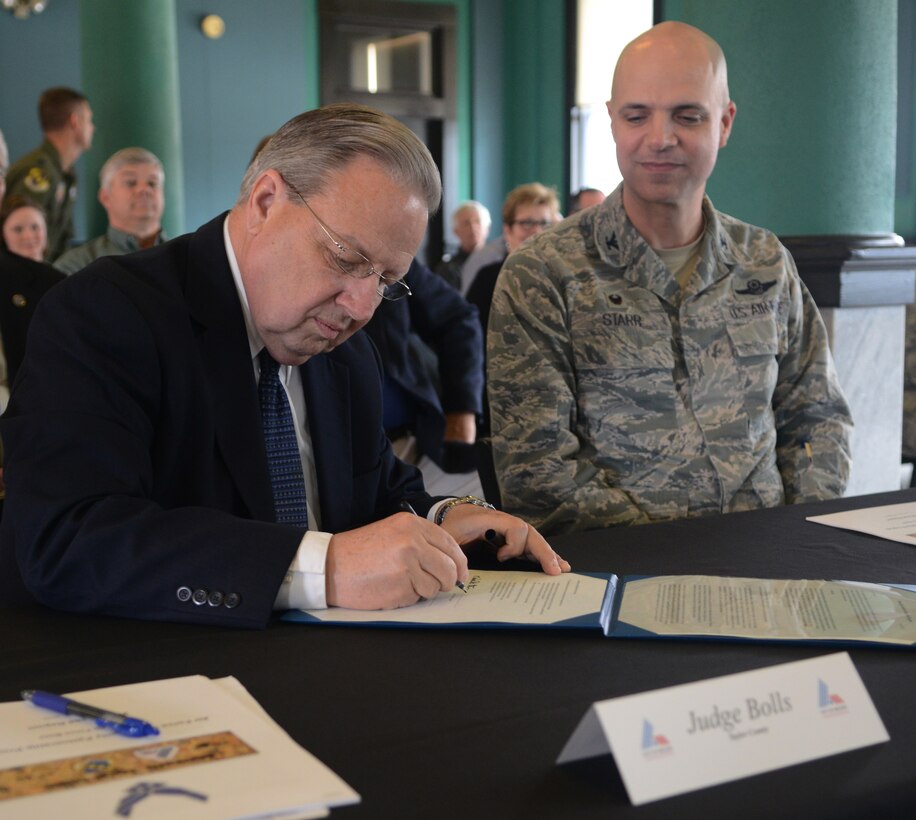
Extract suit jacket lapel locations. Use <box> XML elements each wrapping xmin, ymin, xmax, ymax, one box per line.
<box><xmin>185</xmin><ymin>215</ymin><xmax>275</xmax><ymax>523</ymax></box>
<box><xmin>301</xmin><ymin>353</ymin><xmax>353</xmax><ymax>532</ymax></box>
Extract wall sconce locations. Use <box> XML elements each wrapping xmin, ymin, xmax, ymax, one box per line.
<box><xmin>200</xmin><ymin>14</ymin><xmax>225</xmax><ymax>39</ymax></box>
<box><xmin>1</xmin><ymin>0</ymin><xmax>48</xmax><ymax>18</ymax></box>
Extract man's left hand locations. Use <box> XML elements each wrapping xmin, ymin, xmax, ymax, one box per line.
<box><xmin>439</xmin><ymin>503</ymin><xmax>570</xmax><ymax>575</ymax></box>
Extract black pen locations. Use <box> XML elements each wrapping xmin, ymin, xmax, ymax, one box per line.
<box><xmin>400</xmin><ymin>500</ymin><xmax>467</xmax><ymax>592</ymax></box>
<box><xmin>484</xmin><ymin>528</ymin><xmax>506</xmax><ymax>549</ymax></box>
<box><xmin>21</xmin><ymin>690</ymin><xmax>159</xmax><ymax>738</ymax></box>
<box><xmin>799</xmin><ymin>435</ymin><xmax>814</xmax><ymax>465</ymax></box>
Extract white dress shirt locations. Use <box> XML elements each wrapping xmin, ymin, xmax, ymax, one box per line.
<box><xmin>223</xmin><ymin>219</ymin><xmax>331</xmax><ymax>610</ymax></box>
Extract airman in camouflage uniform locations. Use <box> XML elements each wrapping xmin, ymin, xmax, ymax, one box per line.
<box><xmin>486</xmin><ymin>22</ymin><xmax>852</xmax><ymax>534</ymax></box>
<box><xmin>5</xmin><ymin>140</ymin><xmax>77</xmax><ymax>261</ymax></box>
<box><xmin>4</xmin><ymin>88</ymin><xmax>94</xmax><ymax>262</ymax></box>
<box><xmin>488</xmin><ymin>187</ymin><xmax>852</xmax><ymax>533</ymax></box>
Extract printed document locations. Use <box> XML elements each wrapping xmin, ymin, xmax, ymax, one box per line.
<box><xmin>0</xmin><ymin>675</ymin><xmax>358</xmax><ymax>819</ymax></box>
<box><xmin>615</xmin><ymin>575</ymin><xmax>916</xmax><ymax>645</ymax></box>
<box><xmin>807</xmin><ymin>500</ymin><xmax>916</xmax><ymax>546</ymax></box>
<box><xmin>292</xmin><ymin>570</ymin><xmax>611</xmax><ymax>626</ymax></box>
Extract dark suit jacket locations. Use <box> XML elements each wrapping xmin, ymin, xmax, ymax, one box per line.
<box><xmin>0</xmin><ymin>249</ymin><xmax>65</xmax><ymax>387</ymax></box>
<box><xmin>364</xmin><ymin>259</ymin><xmax>483</xmax><ymax>466</ymax></box>
<box><xmin>0</xmin><ymin>215</ymin><xmax>430</xmax><ymax>627</ymax></box>
<box><xmin>465</xmin><ymin>258</ymin><xmax>506</xmax><ymax>343</ymax></box>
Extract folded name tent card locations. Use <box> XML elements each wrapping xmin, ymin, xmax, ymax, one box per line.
<box><xmin>285</xmin><ymin>570</ymin><xmax>916</xmax><ymax>648</ymax></box>
<box><xmin>557</xmin><ymin>652</ymin><xmax>889</xmax><ymax>805</ymax></box>
<box><xmin>0</xmin><ymin>675</ymin><xmax>358</xmax><ymax>819</ymax></box>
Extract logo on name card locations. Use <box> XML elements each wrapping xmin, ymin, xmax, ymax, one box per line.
<box><xmin>818</xmin><ymin>679</ymin><xmax>847</xmax><ymax>717</ymax></box>
<box><xmin>641</xmin><ymin>719</ymin><xmax>673</xmax><ymax>758</ymax></box>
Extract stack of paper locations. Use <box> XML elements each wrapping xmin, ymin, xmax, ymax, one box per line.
<box><xmin>0</xmin><ymin>675</ymin><xmax>358</xmax><ymax>819</ymax></box>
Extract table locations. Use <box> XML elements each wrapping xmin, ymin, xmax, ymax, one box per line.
<box><xmin>2</xmin><ymin>489</ymin><xmax>915</xmax><ymax>818</ymax></box>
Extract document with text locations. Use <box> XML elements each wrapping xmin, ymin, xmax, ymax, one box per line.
<box><xmin>0</xmin><ymin>675</ymin><xmax>358</xmax><ymax>819</ymax></box>
<box><xmin>283</xmin><ymin>568</ymin><xmax>916</xmax><ymax>648</ymax></box>
<box><xmin>285</xmin><ymin>570</ymin><xmax>615</xmax><ymax>629</ymax></box>
<box><xmin>611</xmin><ymin>575</ymin><xmax>916</xmax><ymax>646</ymax></box>
<box><xmin>807</xmin><ymin>500</ymin><xmax>916</xmax><ymax>546</ymax></box>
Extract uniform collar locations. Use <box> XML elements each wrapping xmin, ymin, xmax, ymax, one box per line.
<box><xmin>593</xmin><ymin>184</ymin><xmax>737</xmax><ymax>302</ymax></box>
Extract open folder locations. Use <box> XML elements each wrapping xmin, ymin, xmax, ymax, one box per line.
<box><xmin>283</xmin><ymin>570</ymin><xmax>916</xmax><ymax>648</ymax></box>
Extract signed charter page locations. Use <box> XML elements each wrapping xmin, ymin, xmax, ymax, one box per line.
<box><xmin>296</xmin><ymin>570</ymin><xmax>610</xmax><ymax>626</ymax></box>
<box><xmin>615</xmin><ymin>575</ymin><xmax>916</xmax><ymax>645</ymax></box>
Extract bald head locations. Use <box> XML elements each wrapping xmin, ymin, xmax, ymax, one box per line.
<box><xmin>612</xmin><ymin>22</ymin><xmax>730</xmax><ymax>107</ymax></box>
<box><xmin>606</xmin><ymin>21</ymin><xmax>737</xmax><ymax>241</ymax></box>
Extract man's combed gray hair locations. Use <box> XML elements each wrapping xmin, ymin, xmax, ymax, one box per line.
<box><xmin>99</xmin><ymin>147</ymin><xmax>164</xmax><ymax>190</ymax></box>
<box><xmin>238</xmin><ymin>103</ymin><xmax>441</xmax><ymax>213</ymax></box>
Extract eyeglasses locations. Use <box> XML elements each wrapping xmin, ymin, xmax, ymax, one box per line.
<box><xmin>511</xmin><ymin>218</ymin><xmax>553</xmax><ymax>230</ymax></box>
<box><xmin>282</xmin><ymin>176</ymin><xmax>411</xmax><ymax>302</ymax></box>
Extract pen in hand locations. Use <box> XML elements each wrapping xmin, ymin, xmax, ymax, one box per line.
<box><xmin>483</xmin><ymin>528</ymin><xmax>506</xmax><ymax>549</ymax></box>
<box><xmin>799</xmin><ymin>435</ymin><xmax>813</xmax><ymax>465</ymax></box>
<box><xmin>400</xmin><ymin>500</ymin><xmax>467</xmax><ymax>592</ymax></box>
<box><xmin>21</xmin><ymin>690</ymin><xmax>160</xmax><ymax>738</ymax></box>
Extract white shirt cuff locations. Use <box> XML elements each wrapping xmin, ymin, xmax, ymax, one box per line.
<box><xmin>273</xmin><ymin>530</ymin><xmax>333</xmax><ymax>611</ymax></box>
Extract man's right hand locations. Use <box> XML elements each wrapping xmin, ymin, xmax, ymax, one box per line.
<box><xmin>325</xmin><ymin>512</ymin><xmax>469</xmax><ymax>609</ymax></box>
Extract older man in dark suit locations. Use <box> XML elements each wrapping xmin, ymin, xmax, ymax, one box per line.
<box><xmin>0</xmin><ymin>104</ymin><xmax>568</xmax><ymax>627</ymax></box>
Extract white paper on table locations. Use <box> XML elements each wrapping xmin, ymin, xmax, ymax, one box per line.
<box><xmin>557</xmin><ymin>652</ymin><xmax>888</xmax><ymax>805</ymax></box>
<box><xmin>293</xmin><ymin>570</ymin><xmax>611</xmax><ymax>626</ymax></box>
<box><xmin>807</xmin><ymin>500</ymin><xmax>916</xmax><ymax>546</ymax></box>
<box><xmin>0</xmin><ymin>675</ymin><xmax>358</xmax><ymax>819</ymax></box>
<box><xmin>614</xmin><ymin>575</ymin><xmax>916</xmax><ymax>645</ymax></box>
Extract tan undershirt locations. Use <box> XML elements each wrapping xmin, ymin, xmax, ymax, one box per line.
<box><xmin>654</xmin><ymin>234</ymin><xmax>703</xmax><ymax>291</ymax></box>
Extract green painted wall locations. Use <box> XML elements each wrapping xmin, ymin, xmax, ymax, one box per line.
<box><xmin>669</xmin><ymin>0</ymin><xmax>897</xmax><ymax>236</ymax></box>
<box><xmin>896</xmin><ymin>0</ymin><xmax>916</xmax><ymax>240</ymax></box>
<box><xmin>501</xmin><ymin>0</ymin><xmax>568</xmax><ymax>199</ymax></box>
<box><xmin>80</xmin><ymin>0</ymin><xmax>185</xmax><ymax>238</ymax></box>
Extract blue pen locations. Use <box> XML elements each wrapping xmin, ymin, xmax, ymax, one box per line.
<box><xmin>21</xmin><ymin>690</ymin><xmax>160</xmax><ymax>738</ymax></box>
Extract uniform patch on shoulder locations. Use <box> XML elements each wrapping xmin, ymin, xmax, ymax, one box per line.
<box><xmin>23</xmin><ymin>166</ymin><xmax>50</xmax><ymax>193</ymax></box>
<box><xmin>735</xmin><ymin>278</ymin><xmax>776</xmax><ymax>296</ymax></box>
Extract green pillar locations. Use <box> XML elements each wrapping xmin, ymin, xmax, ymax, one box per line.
<box><xmin>675</xmin><ymin>0</ymin><xmax>896</xmax><ymax>236</ymax></box>
<box><xmin>79</xmin><ymin>0</ymin><xmax>185</xmax><ymax>238</ymax></box>
<box><xmin>667</xmin><ymin>0</ymin><xmax>914</xmax><ymax>497</ymax></box>
<box><xmin>502</xmin><ymin>0</ymin><xmax>567</xmax><ymax>196</ymax></box>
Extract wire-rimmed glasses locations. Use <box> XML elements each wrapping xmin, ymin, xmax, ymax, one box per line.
<box><xmin>282</xmin><ymin>176</ymin><xmax>411</xmax><ymax>301</ymax></box>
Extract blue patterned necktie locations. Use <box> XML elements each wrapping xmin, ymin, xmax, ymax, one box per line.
<box><xmin>258</xmin><ymin>349</ymin><xmax>309</xmax><ymax>527</ymax></box>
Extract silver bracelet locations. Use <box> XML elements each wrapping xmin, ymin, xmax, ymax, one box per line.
<box><xmin>434</xmin><ymin>495</ymin><xmax>495</xmax><ymax>526</ymax></box>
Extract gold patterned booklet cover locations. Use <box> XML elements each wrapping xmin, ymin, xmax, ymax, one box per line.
<box><xmin>285</xmin><ymin>570</ymin><xmax>916</xmax><ymax>648</ymax></box>
<box><xmin>0</xmin><ymin>675</ymin><xmax>358</xmax><ymax>819</ymax></box>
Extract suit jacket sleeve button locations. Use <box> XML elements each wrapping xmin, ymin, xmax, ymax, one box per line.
<box><xmin>176</xmin><ymin>586</ymin><xmax>192</xmax><ymax>603</ymax></box>
<box><xmin>207</xmin><ymin>590</ymin><xmax>224</xmax><ymax>607</ymax></box>
<box><xmin>224</xmin><ymin>592</ymin><xmax>241</xmax><ymax>609</ymax></box>
<box><xmin>192</xmin><ymin>588</ymin><xmax>208</xmax><ymax>605</ymax></box>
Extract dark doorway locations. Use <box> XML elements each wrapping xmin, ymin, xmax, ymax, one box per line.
<box><xmin>319</xmin><ymin>0</ymin><xmax>457</xmax><ymax>267</ymax></box>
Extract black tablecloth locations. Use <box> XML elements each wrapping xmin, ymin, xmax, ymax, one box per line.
<box><xmin>2</xmin><ymin>489</ymin><xmax>915</xmax><ymax>818</ymax></box>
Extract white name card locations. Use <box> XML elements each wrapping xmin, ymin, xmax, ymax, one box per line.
<box><xmin>556</xmin><ymin>652</ymin><xmax>888</xmax><ymax>805</ymax></box>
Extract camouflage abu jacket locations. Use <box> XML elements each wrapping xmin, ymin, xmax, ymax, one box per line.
<box><xmin>4</xmin><ymin>140</ymin><xmax>77</xmax><ymax>262</ymax></box>
<box><xmin>487</xmin><ymin>185</ymin><xmax>853</xmax><ymax>534</ymax></box>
